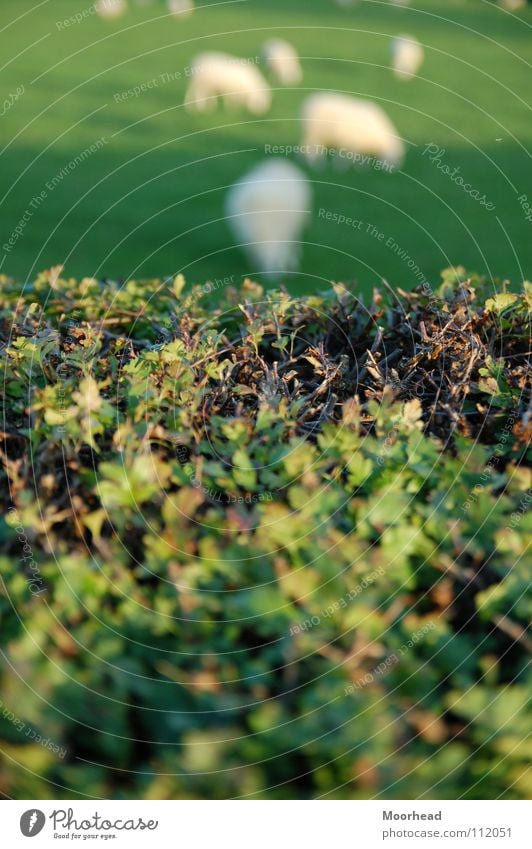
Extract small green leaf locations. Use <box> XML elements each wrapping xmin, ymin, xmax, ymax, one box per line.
<box><xmin>485</xmin><ymin>292</ymin><xmax>518</xmax><ymax>314</ymax></box>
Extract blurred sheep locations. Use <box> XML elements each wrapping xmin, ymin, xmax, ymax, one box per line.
<box><xmin>225</xmin><ymin>159</ymin><xmax>312</xmax><ymax>275</ymax></box>
<box><xmin>168</xmin><ymin>0</ymin><xmax>195</xmax><ymax>16</ymax></box>
<box><xmin>498</xmin><ymin>0</ymin><xmax>526</xmax><ymax>9</ymax></box>
<box><xmin>95</xmin><ymin>0</ymin><xmax>127</xmax><ymax>18</ymax></box>
<box><xmin>301</xmin><ymin>93</ymin><xmax>405</xmax><ymax>169</ymax></box>
<box><xmin>391</xmin><ymin>34</ymin><xmax>424</xmax><ymax>80</ymax></box>
<box><xmin>262</xmin><ymin>39</ymin><xmax>303</xmax><ymax>86</ymax></box>
<box><xmin>185</xmin><ymin>52</ymin><xmax>272</xmax><ymax>114</ymax></box>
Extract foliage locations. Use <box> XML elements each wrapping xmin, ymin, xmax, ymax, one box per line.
<box><xmin>0</xmin><ymin>268</ymin><xmax>530</xmax><ymax>799</ymax></box>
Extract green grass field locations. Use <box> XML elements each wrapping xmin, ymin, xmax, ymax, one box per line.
<box><xmin>1</xmin><ymin>0</ymin><xmax>532</xmax><ymax>294</ymax></box>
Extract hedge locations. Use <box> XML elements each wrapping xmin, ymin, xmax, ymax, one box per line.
<box><xmin>0</xmin><ymin>267</ymin><xmax>530</xmax><ymax>799</ymax></box>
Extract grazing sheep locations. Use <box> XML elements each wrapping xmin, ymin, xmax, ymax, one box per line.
<box><xmin>95</xmin><ymin>0</ymin><xmax>127</xmax><ymax>19</ymax></box>
<box><xmin>225</xmin><ymin>159</ymin><xmax>312</xmax><ymax>275</ymax></box>
<box><xmin>262</xmin><ymin>39</ymin><xmax>303</xmax><ymax>86</ymax></box>
<box><xmin>184</xmin><ymin>52</ymin><xmax>272</xmax><ymax>114</ymax></box>
<box><xmin>391</xmin><ymin>34</ymin><xmax>424</xmax><ymax>80</ymax></box>
<box><xmin>301</xmin><ymin>92</ymin><xmax>405</xmax><ymax>169</ymax></box>
<box><xmin>168</xmin><ymin>0</ymin><xmax>195</xmax><ymax>17</ymax></box>
<box><xmin>498</xmin><ymin>0</ymin><xmax>526</xmax><ymax>9</ymax></box>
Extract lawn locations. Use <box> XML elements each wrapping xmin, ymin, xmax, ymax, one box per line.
<box><xmin>1</xmin><ymin>0</ymin><xmax>532</xmax><ymax>294</ymax></box>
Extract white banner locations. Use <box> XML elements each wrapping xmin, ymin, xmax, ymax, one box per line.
<box><xmin>1</xmin><ymin>800</ymin><xmax>530</xmax><ymax>848</ymax></box>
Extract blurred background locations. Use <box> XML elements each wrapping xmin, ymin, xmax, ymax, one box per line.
<box><xmin>1</xmin><ymin>0</ymin><xmax>531</xmax><ymax>295</ymax></box>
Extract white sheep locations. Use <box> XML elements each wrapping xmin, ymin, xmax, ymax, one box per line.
<box><xmin>168</xmin><ymin>0</ymin><xmax>195</xmax><ymax>17</ymax></box>
<box><xmin>184</xmin><ymin>52</ymin><xmax>272</xmax><ymax>114</ymax></box>
<box><xmin>262</xmin><ymin>39</ymin><xmax>303</xmax><ymax>86</ymax></box>
<box><xmin>225</xmin><ymin>159</ymin><xmax>312</xmax><ymax>276</ymax></box>
<box><xmin>391</xmin><ymin>35</ymin><xmax>424</xmax><ymax>80</ymax></box>
<box><xmin>95</xmin><ymin>0</ymin><xmax>127</xmax><ymax>19</ymax></box>
<box><xmin>498</xmin><ymin>0</ymin><xmax>526</xmax><ymax>9</ymax></box>
<box><xmin>300</xmin><ymin>92</ymin><xmax>405</xmax><ymax>169</ymax></box>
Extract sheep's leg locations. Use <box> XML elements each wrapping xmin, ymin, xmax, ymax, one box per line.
<box><xmin>302</xmin><ymin>132</ymin><xmax>327</xmax><ymax>167</ymax></box>
<box><xmin>195</xmin><ymin>83</ymin><xmax>218</xmax><ymax>112</ymax></box>
<box><xmin>185</xmin><ymin>80</ymin><xmax>215</xmax><ymax>113</ymax></box>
